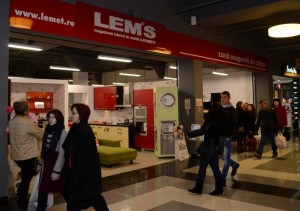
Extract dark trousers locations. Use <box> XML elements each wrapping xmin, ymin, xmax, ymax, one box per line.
<box><xmin>67</xmin><ymin>195</ymin><xmax>109</xmax><ymax>211</ymax></box>
<box><xmin>197</xmin><ymin>153</ymin><xmax>222</xmax><ymax>183</ymax></box>
<box><xmin>15</xmin><ymin>157</ymin><xmax>37</xmax><ymax>209</ymax></box>
<box><xmin>37</xmin><ymin>191</ymin><xmax>48</xmax><ymax>211</ymax></box>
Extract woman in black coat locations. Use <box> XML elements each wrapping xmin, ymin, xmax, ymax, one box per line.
<box><xmin>62</xmin><ymin>103</ymin><xmax>109</xmax><ymax>211</ymax></box>
<box><xmin>187</xmin><ymin>102</ymin><xmax>227</xmax><ymax>195</ymax></box>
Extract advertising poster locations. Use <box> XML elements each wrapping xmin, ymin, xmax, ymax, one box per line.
<box><xmin>174</xmin><ymin>125</ymin><xmax>189</xmax><ymax>161</ymax></box>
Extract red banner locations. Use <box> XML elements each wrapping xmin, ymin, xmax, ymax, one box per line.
<box><xmin>9</xmin><ymin>0</ymin><xmax>267</xmax><ymax>72</ymax></box>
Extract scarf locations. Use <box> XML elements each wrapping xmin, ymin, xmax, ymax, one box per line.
<box><xmin>41</xmin><ymin>123</ymin><xmax>64</xmax><ymax>160</ymax></box>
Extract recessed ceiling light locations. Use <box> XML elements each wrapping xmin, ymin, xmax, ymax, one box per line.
<box><xmin>119</xmin><ymin>73</ymin><xmax>141</xmax><ymax>77</ymax></box>
<box><xmin>212</xmin><ymin>71</ymin><xmax>228</xmax><ymax>76</ymax></box>
<box><xmin>8</xmin><ymin>43</ymin><xmax>43</xmax><ymax>51</ymax></box>
<box><xmin>268</xmin><ymin>23</ymin><xmax>300</xmax><ymax>38</ymax></box>
<box><xmin>50</xmin><ymin>65</ymin><xmax>80</xmax><ymax>71</ymax></box>
<box><xmin>97</xmin><ymin>55</ymin><xmax>132</xmax><ymax>63</ymax></box>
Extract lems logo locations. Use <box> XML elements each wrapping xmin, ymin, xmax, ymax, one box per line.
<box><xmin>94</xmin><ymin>12</ymin><xmax>156</xmax><ymax>39</ymax></box>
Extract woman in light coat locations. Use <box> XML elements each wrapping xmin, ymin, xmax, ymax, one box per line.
<box><xmin>9</xmin><ymin>100</ymin><xmax>44</xmax><ymax>210</ymax></box>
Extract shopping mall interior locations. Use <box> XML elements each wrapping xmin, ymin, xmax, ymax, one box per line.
<box><xmin>1</xmin><ymin>1</ymin><xmax>300</xmax><ymax>210</ymax></box>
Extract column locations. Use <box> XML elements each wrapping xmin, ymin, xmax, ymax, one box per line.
<box><xmin>0</xmin><ymin>0</ymin><xmax>10</xmax><ymax>205</ymax></box>
<box><xmin>177</xmin><ymin>58</ymin><xmax>204</xmax><ymax>155</ymax></box>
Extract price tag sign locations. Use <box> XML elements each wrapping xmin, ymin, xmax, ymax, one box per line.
<box><xmin>185</xmin><ymin>99</ymin><xmax>191</xmax><ymax>109</ymax></box>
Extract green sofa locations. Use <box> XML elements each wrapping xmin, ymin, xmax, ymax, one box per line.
<box><xmin>97</xmin><ymin>139</ymin><xmax>137</xmax><ymax>167</ymax></box>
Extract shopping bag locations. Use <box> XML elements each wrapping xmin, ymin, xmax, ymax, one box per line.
<box><xmin>28</xmin><ymin>174</ymin><xmax>54</xmax><ymax>211</ymax></box>
<box><xmin>275</xmin><ymin>133</ymin><xmax>287</xmax><ymax>149</ymax></box>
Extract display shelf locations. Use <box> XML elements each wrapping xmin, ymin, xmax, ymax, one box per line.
<box><xmin>26</xmin><ymin>92</ymin><xmax>53</xmax><ymax>113</ymax></box>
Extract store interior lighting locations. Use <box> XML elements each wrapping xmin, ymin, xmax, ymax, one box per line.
<box><xmin>169</xmin><ymin>65</ymin><xmax>177</xmax><ymax>70</ymax></box>
<box><xmin>97</xmin><ymin>55</ymin><xmax>132</xmax><ymax>63</ymax></box>
<box><xmin>268</xmin><ymin>23</ymin><xmax>300</xmax><ymax>38</ymax></box>
<box><xmin>119</xmin><ymin>72</ymin><xmax>141</xmax><ymax>77</ymax></box>
<box><xmin>92</xmin><ymin>84</ymin><xmax>104</xmax><ymax>87</ymax></box>
<box><xmin>212</xmin><ymin>71</ymin><xmax>228</xmax><ymax>76</ymax></box>
<box><xmin>164</xmin><ymin>76</ymin><xmax>177</xmax><ymax>80</ymax></box>
<box><xmin>113</xmin><ymin>82</ymin><xmax>127</xmax><ymax>85</ymax></box>
<box><xmin>8</xmin><ymin>43</ymin><xmax>43</xmax><ymax>51</ymax></box>
<box><xmin>49</xmin><ymin>65</ymin><xmax>80</xmax><ymax>71</ymax></box>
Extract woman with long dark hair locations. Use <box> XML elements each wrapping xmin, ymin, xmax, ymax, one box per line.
<box><xmin>187</xmin><ymin>102</ymin><xmax>227</xmax><ymax>195</ymax></box>
<box><xmin>37</xmin><ymin>109</ymin><xmax>67</xmax><ymax>211</ymax></box>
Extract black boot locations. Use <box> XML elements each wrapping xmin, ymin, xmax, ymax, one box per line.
<box><xmin>188</xmin><ymin>180</ymin><xmax>203</xmax><ymax>194</ymax></box>
<box><xmin>209</xmin><ymin>182</ymin><xmax>223</xmax><ymax>195</ymax></box>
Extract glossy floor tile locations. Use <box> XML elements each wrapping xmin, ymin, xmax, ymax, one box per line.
<box><xmin>2</xmin><ymin>131</ymin><xmax>300</xmax><ymax>211</ymax></box>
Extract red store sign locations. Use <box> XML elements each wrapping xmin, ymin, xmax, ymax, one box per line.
<box><xmin>10</xmin><ymin>0</ymin><xmax>267</xmax><ymax>72</ymax></box>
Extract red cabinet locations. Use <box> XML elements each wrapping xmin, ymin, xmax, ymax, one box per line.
<box><xmin>134</xmin><ymin>89</ymin><xmax>154</xmax><ymax>150</ymax></box>
<box><xmin>94</xmin><ymin>86</ymin><xmax>123</xmax><ymax>110</ymax></box>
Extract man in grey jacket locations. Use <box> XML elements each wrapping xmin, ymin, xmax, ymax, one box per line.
<box><xmin>219</xmin><ymin>91</ymin><xmax>240</xmax><ymax>186</ymax></box>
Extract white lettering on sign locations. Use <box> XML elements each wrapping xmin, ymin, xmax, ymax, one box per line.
<box><xmin>94</xmin><ymin>12</ymin><xmax>156</xmax><ymax>39</ymax></box>
<box><xmin>286</xmin><ymin>65</ymin><xmax>297</xmax><ymax>74</ymax></box>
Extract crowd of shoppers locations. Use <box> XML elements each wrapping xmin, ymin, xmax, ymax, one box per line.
<box><xmin>187</xmin><ymin>91</ymin><xmax>289</xmax><ymax>198</ymax></box>
<box><xmin>7</xmin><ymin>100</ymin><xmax>109</xmax><ymax>211</ymax></box>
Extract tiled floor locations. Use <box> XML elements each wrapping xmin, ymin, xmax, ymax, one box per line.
<box><xmin>2</xmin><ymin>132</ymin><xmax>300</xmax><ymax>211</ymax></box>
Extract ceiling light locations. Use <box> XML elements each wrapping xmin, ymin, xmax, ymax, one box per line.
<box><xmin>113</xmin><ymin>82</ymin><xmax>127</xmax><ymax>85</ymax></box>
<box><xmin>119</xmin><ymin>73</ymin><xmax>141</xmax><ymax>77</ymax></box>
<box><xmin>97</xmin><ymin>55</ymin><xmax>132</xmax><ymax>63</ymax></box>
<box><xmin>92</xmin><ymin>84</ymin><xmax>104</xmax><ymax>87</ymax></box>
<box><xmin>268</xmin><ymin>23</ymin><xmax>300</xmax><ymax>38</ymax></box>
<box><xmin>8</xmin><ymin>43</ymin><xmax>43</xmax><ymax>51</ymax></box>
<box><xmin>169</xmin><ymin>65</ymin><xmax>177</xmax><ymax>70</ymax></box>
<box><xmin>164</xmin><ymin>76</ymin><xmax>177</xmax><ymax>81</ymax></box>
<box><xmin>212</xmin><ymin>71</ymin><xmax>228</xmax><ymax>76</ymax></box>
<box><xmin>50</xmin><ymin>65</ymin><xmax>80</xmax><ymax>71</ymax></box>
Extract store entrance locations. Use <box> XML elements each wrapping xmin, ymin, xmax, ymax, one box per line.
<box><xmin>273</xmin><ymin>75</ymin><xmax>299</xmax><ymax>137</ymax></box>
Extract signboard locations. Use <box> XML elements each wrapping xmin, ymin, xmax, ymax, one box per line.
<box><xmin>281</xmin><ymin>64</ymin><xmax>300</xmax><ymax>78</ymax></box>
<box><xmin>174</xmin><ymin>125</ymin><xmax>189</xmax><ymax>161</ymax></box>
<box><xmin>10</xmin><ymin>0</ymin><xmax>268</xmax><ymax>72</ymax></box>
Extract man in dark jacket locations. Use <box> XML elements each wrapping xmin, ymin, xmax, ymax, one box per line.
<box><xmin>254</xmin><ymin>100</ymin><xmax>279</xmax><ymax>159</ymax></box>
<box><xmin>219</xmin><ymin>91</ymin><xmax>240</xmax><ymax>186</ymax></box>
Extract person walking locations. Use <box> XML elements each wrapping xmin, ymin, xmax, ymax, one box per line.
<box><xmin>36</xmin><ymin>109</ymin><xmax>67</xmax><ymax>211</ymax></box>
<box><xmin>187</xmin><ymin>102</ymin><xmax>226</xmax><ymax>195</ymax></box>
<box><xmin>254</xmin><ymin>100</ymin><xmax>279</xmax><ymax>159</ymax></box>
<box><xmin>219</xmin><ymin>91</ymin><xmax>240</xmax><ymax>186</ymax></box>
<box><xmin>62</xmin><ymin>103</ymin><xmax>109</xmax><ymax>211</ymax></box>
<box><xmin>8</xmin><ymin>100</ymin><xmax>44</xmax><ymax>210</ymax></box>
<box><xmin>243</xmin><ymin>104</ymin><xmax>257</xmax><ymax>137</ymax></box>
<box><xmin>271</xmin><ymin>98</ymin><xmax>287</xmax><ymax>133</ymax></box>
<box><xmin>236</xmin><ymin>101</ymin><xmax>245</xmax><ymax>152</ymax></box>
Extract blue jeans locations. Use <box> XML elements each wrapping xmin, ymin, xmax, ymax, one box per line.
<box><xmin>219</xmin><ymin>136</ymin><xmax>239</xmax><ymax>179</ymax></box>
<box><xmin>257</xmin><ymin>131</ymin><xmax>277</xmax><ymax>156</ymax></box>
<box><xmin>197</xmin><ymin>153</ymin><xmax>222</xmax><ymax>183</ymax></box>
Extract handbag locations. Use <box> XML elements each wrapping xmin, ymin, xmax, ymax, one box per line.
<box><xmin>275</xmin><ymin>133</ymin><xmax>287</xmax><ymax>149</ymax></box>
<box><xmin>28</xmin><ymin>174</ymin><xmax>54</xmax><ymax>211</ymax></box>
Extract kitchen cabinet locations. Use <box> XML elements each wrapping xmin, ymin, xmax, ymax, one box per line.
<box><xmin>26</xmin><ymin>92</ymin><xmax>53</xmax><ymax>113</ymax></box>
<box><xmin>91</xmin><ymin>124</ymin><xmax>129</xmax><ymax>147</ymax></box>
<box><xmin>94</xmin><ymin>86</ymin><xmax>123</xmax><ymax>110</ymax></box>
<box><xmin>134</xmin><ymin>89</ymin><xmax>154</xmax><ymax>150</ymax></box>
